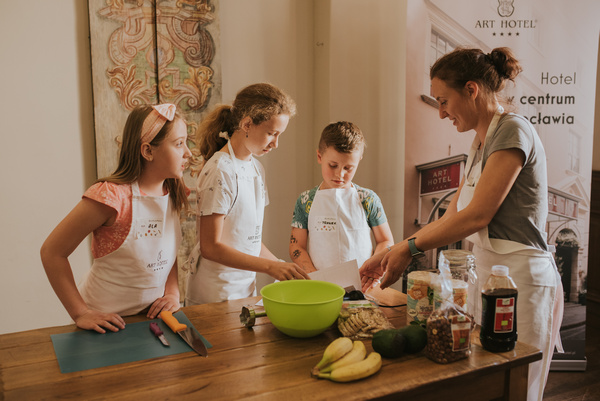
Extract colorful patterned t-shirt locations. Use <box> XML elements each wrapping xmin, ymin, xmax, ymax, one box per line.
<box><xmin>291</xmin><ymin>183</ymin><xmax>387</xmax><ymax>229</ymax></box>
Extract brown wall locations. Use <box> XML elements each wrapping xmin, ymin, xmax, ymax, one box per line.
<box><xmin>588</xmin><ymin>171</ymin><xmax>600</xmax><ymax>328</ymax></box>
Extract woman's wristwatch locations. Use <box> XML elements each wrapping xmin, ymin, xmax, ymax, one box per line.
<box><xmin>408</xmin><ymin>238</ymin><xmax>425</xmax><ymax>259</ymax></box>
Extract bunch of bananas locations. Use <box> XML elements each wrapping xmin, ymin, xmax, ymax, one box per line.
<box><xmin>311</xmin><ymin>337</ymin><xmax>382</xmax><ymax>382</ymax></box>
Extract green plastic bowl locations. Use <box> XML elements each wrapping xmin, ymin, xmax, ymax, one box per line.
<box><xmin>260</xmin><ymin>280</ymin><xmax>345</xmax><ymax>338</ymax></box>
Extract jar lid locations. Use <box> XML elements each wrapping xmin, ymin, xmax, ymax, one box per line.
<box><xmin>439</xmin><ymin>249</ymin><xmax>475</xmax><ymax>267</ymax></box>
<box><xmin>491</xmin><ymin>265</ymin><xmax>509</xmax><ymax>276</ymax></box>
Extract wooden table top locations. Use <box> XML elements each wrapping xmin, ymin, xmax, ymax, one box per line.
<box><xmin>0</xmin><ymin>294</ymin><xmax>542</xmax><ymax>400</ymax></box>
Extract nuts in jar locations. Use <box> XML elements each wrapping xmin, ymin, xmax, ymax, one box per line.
<box><xmin>426</xmin><ymin>305</ymin><xmax>474</xmax><ymax>364</ymax></box>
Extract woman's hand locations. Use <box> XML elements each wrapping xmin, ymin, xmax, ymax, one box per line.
<box><xmin>268</xmin><ymin>260</ymin><xmax>311</xmax><ymax>281</ymax></box>
<box><xmin>378</xmin><ymin>245</ymin><xmax>412</xmax><ymax>289</ymax></box>
<box><xmin>359</xmin><ymin>250</ymin><xmax>388</xmax><ymax>292</ymax></box>
<box><xmin>147</xmin><ymin>294</ymin><xmax>180</xmax><ymax>319</ymax></box>
<box><xmin>74</xmin><ymin>309</ymin><xmax>126</xmax><ymax>334</ymax></box>
<box><xmin>360</xmin><ymin>243</ymin><xmax>413</xmax><ymax>291</ymax></box>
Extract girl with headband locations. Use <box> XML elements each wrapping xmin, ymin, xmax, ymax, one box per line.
<box><xmin>185</xmin><ymin>83</ymin><xmax>309</xmax><ymax>305</ymax></box>
<box><xmin>41</xmin><ymin>104</ymin><xmax>191</xmax><ymax>333</ymax></box>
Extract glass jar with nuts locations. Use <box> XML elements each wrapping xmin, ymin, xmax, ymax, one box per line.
<box><xmin>426</xmin><ymin>305</ymin><xmax>474</xmax><ymax>364</ymax></box>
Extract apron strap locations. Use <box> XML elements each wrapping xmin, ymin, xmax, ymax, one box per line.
<box><xmin>225</xmin><ymin>141</ymin><xmax>240</xmax><ymax>218</ymax></box>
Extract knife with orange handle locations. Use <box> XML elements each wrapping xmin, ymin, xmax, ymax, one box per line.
<box><xmin>160</xmin><ymin>311</ymin><xmax>208</xmax><ymax>357</ymax></box>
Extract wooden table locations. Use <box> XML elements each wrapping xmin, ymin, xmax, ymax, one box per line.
<box><xmin>0</xmin><ymin>296</ymin><xmax>541</xmax><ymax>400</ymax></box>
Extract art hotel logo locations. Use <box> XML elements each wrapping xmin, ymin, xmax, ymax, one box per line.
<box><xmin>497</xmin><ymin>0</ymin><xmax>514</xmax><ymax>17</ymax></box>
<box><xmin>474</xmin><ymin>0</ymin><xmax>536</xmax><ymax>37</ymax></box>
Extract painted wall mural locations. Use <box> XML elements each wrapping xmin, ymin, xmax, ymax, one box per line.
<box><xmin>98</xmin><ymin>0</ymin><xmax>216</xmax><ymax>112</ymax></box>
<box><xmin>88</xmin><ymin>0</ymin><xmax>222</xmax><ymax>297</ymax></box>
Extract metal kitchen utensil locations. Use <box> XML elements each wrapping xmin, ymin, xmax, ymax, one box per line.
<box><xmin>149</xmin><ymin>322</ymin><xmax>170</xmax><ymax>346</ymax></box>
<box><xmin>240</xmin><ymin>305</ymin><xmax>267</xmax><ymax>328</ymax></box>
<box><xmin>160</xmin><ymin>311</ymin><xmax>208</xmax><ymax>357</ymax></box>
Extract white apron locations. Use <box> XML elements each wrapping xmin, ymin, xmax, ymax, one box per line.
<box><xmin>307</xmin><ymin>184</ymin><xmax>373</xmax><ymax>270</ymax></box>
<box><xmin>185</xmin><ymin>141</ymin><xmax>264</xmax><ymax>304</ymax></box>
<box><xmin>457</xmin><ymin>107</ymin><xmax>563</xmax><ymax>401</ymax></box>
<box><xmin>79</xmin><ymin>182</ymin><xmax>180</xmax><ymax>316</ymax></box>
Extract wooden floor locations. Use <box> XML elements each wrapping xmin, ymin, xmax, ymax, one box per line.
<box><xmin>543</xmin><ymin>300</ymin><xmax>600</xmax><ymax>401</ymax></box>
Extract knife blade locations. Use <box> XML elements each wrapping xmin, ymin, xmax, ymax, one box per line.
<box><xmin>160</xmin><ymin>311</ymin><xmax>208</xmax><ymax>357</ymax></box>
<box><xmin>149</xmin><ymin>322</ymin><xmax>170</xmax><ymax>346</ymax></box>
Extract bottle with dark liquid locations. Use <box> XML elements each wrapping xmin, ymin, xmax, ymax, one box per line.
<box><xmin>480</xmin><ymin>265</ymin><xmax>518</xmax><ymax>352</ymax></box>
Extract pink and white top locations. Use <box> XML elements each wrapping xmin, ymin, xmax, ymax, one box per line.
<box><xmin>83</xmin><ymin>182</ymin><xmax>133</xmax><ymax>259</ymax></box>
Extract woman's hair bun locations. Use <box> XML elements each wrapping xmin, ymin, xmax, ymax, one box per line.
<box><xmin>489</xmin><ymin>47</ymin><xmax>522</xmax><ymax>81</ymax></box>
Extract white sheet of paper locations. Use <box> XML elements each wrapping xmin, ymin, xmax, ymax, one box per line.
<box><xmin>308</xmin><ymin>259</ymin><xmax>361</xmax><ymax>291</ymax></box>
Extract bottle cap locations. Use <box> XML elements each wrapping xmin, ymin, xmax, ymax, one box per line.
<box><xmin>491</xmin><ymin>265</ymin><xmax>509</xmax><ymax>276</ymax></box>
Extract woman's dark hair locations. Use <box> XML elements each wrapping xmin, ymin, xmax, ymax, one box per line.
<box><xmin>430</xmin><ymin>47</ymin><xmax>523</xmax><ymax>96</ymax></box>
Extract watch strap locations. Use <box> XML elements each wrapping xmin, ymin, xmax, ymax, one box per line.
<box><xmin>408</xmin><ymin>237</ymin><xmax>424</xmax><ymax>258</ymax></box>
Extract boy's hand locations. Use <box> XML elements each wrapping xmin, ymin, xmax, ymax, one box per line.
<box><xmin>147</xmin><ymin>294</ymin><xmax>180</xmax><ymax>319</ymax></box>
<box><xmin>74</xmin><ymin>309</ymin><xmax>126</xmax><ymax>334</ymax></box>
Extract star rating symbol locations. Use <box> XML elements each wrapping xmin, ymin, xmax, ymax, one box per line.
<box><xmin>492</xmin><ymin>32</ymin><xmax>520</xmax><ymax>37</ymax></box>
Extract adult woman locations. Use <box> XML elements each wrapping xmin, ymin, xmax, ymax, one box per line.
<box><xmin>185</xmin><ymin>83</ymin><xmax>309</xmax><ymax>305</ymax></box>
<box><xmin>359</xmin><ymin>47</ymin><xmax>563</xmax><ymax>401</ymax></box>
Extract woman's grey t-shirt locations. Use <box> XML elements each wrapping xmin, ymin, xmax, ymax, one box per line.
<box><xmin>481</xmin><ymin>113</ymin><xmax>549</xmax><ymax>251</ymax></box>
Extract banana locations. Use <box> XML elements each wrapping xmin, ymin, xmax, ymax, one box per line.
<box><xmin>311</xmin><ymin>337</ymin><xmax>353</xmax><ymax>375</ymax></box>
<box><xmin>317</xmin><ymin>352</ymin><xmax>382</xmax><ymax>382</ymax></box>
<box><xmin>319</xmin><ymin>340</ymin><xmax>367</xmax><ymax>373</ymax></box>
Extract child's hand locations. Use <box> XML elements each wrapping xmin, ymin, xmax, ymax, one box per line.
<box><xmin>147</xmin><ymin>294</ymin><xmax>180</xmax><ymax>319</ymax></box>
<box><xmin>269</xmin><ymin>261</ymin><xmax>311</xmax><ymax>281</ymax></box>
<box><xmin>74</xmin><ymin>309</ymin><xmax>126</xmax><ymax>334</ymax></box>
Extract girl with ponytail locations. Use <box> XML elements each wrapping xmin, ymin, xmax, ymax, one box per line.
<box><xmin>185</xmin><ymin>83</ymin><xmax>309</xmax><ymax>305</ymax></box>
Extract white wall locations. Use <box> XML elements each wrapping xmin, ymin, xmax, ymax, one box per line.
<box><xmin>218</xmin><ymin>0</ymin><xmax>317</xmax><ymax>290</ymax></box>
<box><xmin>327</xmin><ymin>0</ymin><xmax>407</xmax><ymax>239</ymax></box>
<box><xmin>219</xmin><ymin>0</ymin><xmax>408</xmax><ymax>292</ymax></box>
<box><xmin>323</xmin><ymin>0</ymin><xmax>408</xmax><ymax>291</ymax></box>
<box><xmin>0</xmin><ymin>1</ymin><xmax>96</xmax><ymax>333</ymax></box>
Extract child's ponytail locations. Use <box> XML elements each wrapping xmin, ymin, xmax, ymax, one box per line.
<box><xmin>196</xmin><ymin>105</ymin><xmax>235</xmax><ymax>161</ymax></box>
<box><xmin>195</xmin><ymin>83</ymin><xmax>296</xmax><ymax>162</ymax></box>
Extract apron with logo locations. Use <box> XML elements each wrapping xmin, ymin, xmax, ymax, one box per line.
<box><xmin>307</xmin><ymin>184</ymin><xmax>373</xmax><ymax>270</ymax></box>
<box><xmin>79</xmin><ymin>182</ymin><xmax>180</xmax><ymax>316</ymax></box>
<box><xmin>185</xmin><ymin>141</ymin><xmax>264</xmax><ymax>304</ymax></box>
<box><xmin>457</xmin><ymin>107</ymin><xmax>563</xmax><ymax>401</ymax></box>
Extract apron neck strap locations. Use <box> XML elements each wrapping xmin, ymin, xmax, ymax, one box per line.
<box><xmin>485</xmin><ymin>105</ymin><xmax>504</xmax><ymax>140</ymax></box>
<box><xmin>464</xmin><ymin>105</ymin><xmax>504</xmax><ymax>184</ymax></box>
<box><xmin>479</xmin><ymin>105</ymin><xmax>505</xmax><ymax>151</ymax></box>
<box><xmin>131</xmin><ymin>181</ymin><xmax>141</xmax><ymax>196</ymax></box>
<box><xmin>318</xmin><ymin>182</ymin><xmax>355</xmax><ymax>191</ymax></box>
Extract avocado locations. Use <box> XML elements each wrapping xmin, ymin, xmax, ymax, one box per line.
<box><xmin>372</xmin><ymin>329</ymin><xmax>406</xmax><ymax>358</ymax></box>
<box><xmin>398</xmin><ymin>324</ymin><xmax>427</xmax><ymax>354</ymax></box>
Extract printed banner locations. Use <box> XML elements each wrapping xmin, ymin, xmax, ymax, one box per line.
<box><xmin>406</xmin><ymin>0</ymin><xmax>600</xmax><ymax>370</ymax></box>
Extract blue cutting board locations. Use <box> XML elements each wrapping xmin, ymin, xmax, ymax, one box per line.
<box><xmin>51</xmin><ymin>310</ymin><xmax>211</xmax><ymax>373</ymax></box>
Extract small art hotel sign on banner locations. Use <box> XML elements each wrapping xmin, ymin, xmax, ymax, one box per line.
<box><xmin>417</xmin><ymin>155</ymin><xmax>467</xmax><ymax>195</ymax></box>
<box><xmin>548</xmin><ymin>189</ymin><xmax>579</xmax><ymax>220</ymax></box>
